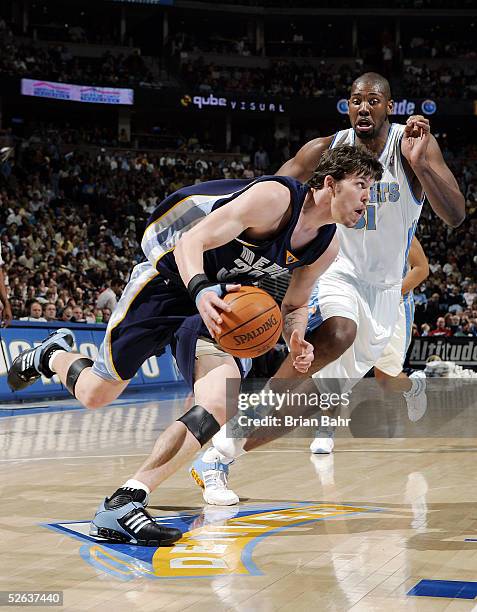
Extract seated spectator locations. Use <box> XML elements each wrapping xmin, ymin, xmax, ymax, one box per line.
<box><xmin>71</xmin><ymin>305</ymin><xmax>85</xmax><ymax>322</ymax></box>
<box><xmin>420</xmin><ymin>323</ymin><xmax>431</xmax><ymax>336</ymax></box>
<box><xmin>429</xmin><ymin>316</ymin><xmax>453</xmax><ymax>337</ymax></box>
<box><xmin>20</xmin><ymin>300</ymin><xmax>47</xmax><ymax>322</ymax></box>
<box><xmin>44</xmin><ymin>302</ymin><xmax>57</xmax><ymax>322</ymax></box>
<box><xmin>454</xmin><ymin>320</ymin><xmax>476</xmax><ymax>337</ymax></box>
<box><xmin>60</xmin><ymin>306</ymin><xmax>73</xmax><ymax>322</ymax></box>
<box><xmin>96</xmin><ymin>277</ymin><xmax>123</xmax><ymax>312</ymax></box>
<box><xmin>83</xmin><ymin>306</ymin><xmax>96</xmax><ymax>324</ymax></box>
<box><xmin>102</xmin><ymin>307</ymin><xmax>112</xmax><ymax>324</ymax></box>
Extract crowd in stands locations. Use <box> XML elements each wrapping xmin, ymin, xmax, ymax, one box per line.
<box><xmin>180</xmin><ymin>58</ymin><xmax>363</xmax><ymax>99</ymax></box>
<box><xmin>181</xmin><ymin>56</ymin><xmax>476</xmax><ymax>100</ymax></box>
<box><xmin>0</xmin><ymin>19</ymin><xmax>154</xmax><ymax>87</ymax></box>
<box><xmin>2</xmin><ymin>15</ymin><xmax>475</xmax><ymax>99</ymax></box>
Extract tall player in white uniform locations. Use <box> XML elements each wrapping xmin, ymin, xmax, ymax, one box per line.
<box><xmin>190</xmin><ymin>72</ymin><xmax>465</xmax><ymax>505</ymax></box>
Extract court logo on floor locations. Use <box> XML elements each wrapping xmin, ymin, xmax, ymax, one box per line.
<box><xmin>42</xmin><ymin>502</ymin><xmax>382</xmax><ymax>580</ymax></box>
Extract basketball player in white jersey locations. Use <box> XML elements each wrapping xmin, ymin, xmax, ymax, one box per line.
<box><xmin>191</xmin><ymin>72</ymin><xmax>465</xmax><ymax>504</ymax></box>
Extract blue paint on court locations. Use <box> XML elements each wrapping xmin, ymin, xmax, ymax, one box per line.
<box><xmin>408</xmin><ymin>579</ymin><xmax>477</xmax><ymax>599</ymax></box>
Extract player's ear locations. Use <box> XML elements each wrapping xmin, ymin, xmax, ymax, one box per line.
<box><xmin>387</xmin><ymin>99</ymin><xmax>394</xmax><ymax>116</ymax></box>
<box><xmin>324</xmin><ymin>175</ymin><xmax>335</xmax><ymax>194</ymax></box>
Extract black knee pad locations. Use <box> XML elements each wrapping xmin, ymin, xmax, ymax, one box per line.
<box><xmin>177</xmin><ymin>405</ymin><xmax>220</xmax><ymax>446</ymax></box>
<box><xmin>66</xmin><ymin>357</ymin><xmax>93</xmax><ymax>396</ymax></box>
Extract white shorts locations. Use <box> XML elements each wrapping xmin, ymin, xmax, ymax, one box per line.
<box><xmin>373</xmin><ymin>294</ymin><xmax>414</xmax><ymax>376</ymax></box>
<box><xmin>307</xmin><ymin>265</ymin><xmax>401</xmax><ymax>391</ymax></box>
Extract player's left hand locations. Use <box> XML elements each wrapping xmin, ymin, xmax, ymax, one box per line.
<box><xmin>197</xmin><ymin>283</ymin><xmax>241</xmax><ymax>337</ymax></box>
<box><xmin>401</xmin><ymin>115</ymin><xmax>431</xmax><ymax>168</ymax></box>
<box><xmin>290</xmin><ymin>330</ymin><xmax>314</xmax><ymax>373</ymax></box>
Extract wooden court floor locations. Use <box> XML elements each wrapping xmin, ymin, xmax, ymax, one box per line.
<box><xmin>2</xmin><ymin>389</ymin><xmax>477</xmax><ymax>611</ymax></box>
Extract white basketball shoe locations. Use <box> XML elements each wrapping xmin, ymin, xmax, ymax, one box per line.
<box><xmin>190</xmin><ymin>446</ymin><xmax>239</xmax><ymax>506</ymax></box>
<box><xmin>404</xmin><ymin>371</ymin><xmax>427</xmax><ymax>422</ymax></box>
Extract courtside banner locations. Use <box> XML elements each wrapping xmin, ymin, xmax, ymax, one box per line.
<box><xmin>21</xmin><ymin>79</ymin><xmax>134</xmax><ymax>105</ymax></box>
<box><xmin>0</xmin><ymin>322</ymin><xmax>182</xmax><ymax>401</ymax></box>
<box><xmin>406</xmin><ymin>337</ymin><xmax>477</xmax><ymax>370</ymax></box>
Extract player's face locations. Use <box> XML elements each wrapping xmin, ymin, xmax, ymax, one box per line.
<box><xmin>348</xmin><ymin>84</ymin><xmax>392</xmax><ymax>140</ymax></box>
<box><xmin>330</xmin><ymin>174</ymin><xmax>372</xmax><ymax>227</ymax></box>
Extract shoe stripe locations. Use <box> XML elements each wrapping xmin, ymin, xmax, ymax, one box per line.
<box><xmin>125</xmin><ymin>515</ymin><xmax>146</xmax><ymax>529</ymax></box>
<box><xmin>129</xmin><ymin>516</ymin><xmax>150</xmax><ymax>532</ymax></box>
<box><xmin>126</xmin><ymin>514</ymin><xmax>150</xmax><ymax>529</ymax></box>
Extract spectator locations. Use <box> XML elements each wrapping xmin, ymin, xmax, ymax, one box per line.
<box><xmin>44</xmin><ymin>302</ymin><xmax>57</xmax><ymax>322</ymax></box>
<box><xmin>102</xmin><ymin>307</ymin><xmax>112</xmax><ymax>324</ymax></box>
<box><xmin>96</xmin><ymin>277</ymin><xmax>122</xmax><ymax>312</ymax></box>
<box><xmin>20</xmin><ymin>300</ymin><xmax>47</xmax><ymax>322</ymax></box>
<box><xmin>71</xmin><ymin>305</ymin><xmax>85</xmax><ymax>322</ymax></box>
<box><xmin>253</xmin><ymin>147</ymin><xmax>270</xmax><ymax>173</ymax></box>
<box><xmin>60</xmin><ymin>306</ymin><xmax>73</xmax><ymax>322</ymax></box>
<box><xmin>429</xmin><ymin>316</ymin><xmax>453</xmax><ymax>337</ymax></box>
<box><xmin>0</xmin><ymin>240</ymin><xmax>12</xmax><ymax>327</ymax></box>
<box><xmin>455</xmin><ymin>320</ymin><xmax>475</xmax><ymax>337</ymax></box>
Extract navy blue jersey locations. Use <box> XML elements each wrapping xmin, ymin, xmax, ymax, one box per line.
<box><xmin>141</xmin><ymin>176</ymin><xmax>336</xmax><ymax>285</ymax></box>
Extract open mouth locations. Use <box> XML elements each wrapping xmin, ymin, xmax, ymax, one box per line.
<box><xmin>354</xmin><ymin>208</ymin><xmax>365</xmax><ymax>221</ymax></box>
<box><xmin>356</xmin><ymin>119</ymin><xmax>373</xmax><ymax>132</ymax></box>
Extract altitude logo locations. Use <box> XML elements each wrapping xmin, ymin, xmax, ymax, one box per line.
<box><xmin>43</xmin><ymin>502</ymin><xmax>381</xmax><ymax>580</ymax></box>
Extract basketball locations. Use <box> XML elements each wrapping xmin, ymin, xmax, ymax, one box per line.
<box><xmin>215</xmin><ymin>287</ymin><xmax>282</xmax><ymax>358</ymax></box>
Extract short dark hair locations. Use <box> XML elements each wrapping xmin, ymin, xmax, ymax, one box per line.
<box><xmin>308</xmin><ymin>145</ymin><xmax>383</xmax><ymax>189</ymax></box>
<box><xmin>351</xmin><ymin>72</ymin><xmax>391</xmax><ymax>100</ymax></box>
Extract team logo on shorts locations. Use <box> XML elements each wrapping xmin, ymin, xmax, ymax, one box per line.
<box><xmin>42</xmin><ymin>503</ymin><xmax>382</xmax><ymax>580</ymax></box>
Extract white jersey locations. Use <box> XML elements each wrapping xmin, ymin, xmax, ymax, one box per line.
<box><xmin>330</xmin><ymin>123</ymin><xmax>424</xmax><ymax>287</ymax></box>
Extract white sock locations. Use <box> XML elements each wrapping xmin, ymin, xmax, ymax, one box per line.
<box><xmin>122</xmin><ymin>479</ymin><xmax>150</xmax><ymax>495</ymax></box>
<box><xmin>48</xmin><ymin>349</ymin><xmax>67</xmax><ymax>373</ymax></box>
<box><xmin>202</xmin><ymin>445</ymin><xmax>235</xmax><ymax>465</ymax></box>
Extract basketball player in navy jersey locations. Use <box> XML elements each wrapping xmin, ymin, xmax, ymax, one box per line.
<box><xmin>8</xmin><ymin>145</ymin><xmax>382</xmax><ymax>546</ymax></box>
<box><xmin>191</xmin><ymin>72</ymin><xmax>465</xmax><ymax>505</ymax></box>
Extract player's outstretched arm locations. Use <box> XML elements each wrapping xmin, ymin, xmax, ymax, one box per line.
<box><xmin>276</xmin><ymin>135</ymin><xmax>334</xmax><ymax>183</ymax></box>
<box><xmin>402</xmin><ymin>115</ymin><xmax>465</xmax><ymax>227</ymax></box>
<box><xmin>174</xmin><ymin>181</ymin><xmax>291</xmax><ymax>335</ymax></box>
<box><xmin>401</xmin><ymin>236</ymin><xmax>429</xmax><ymax>296</ymax></box>
<box><xmin>281</xmin><ymin>235</ymin><xmax>339</xmax><ymax>373</ymax></box>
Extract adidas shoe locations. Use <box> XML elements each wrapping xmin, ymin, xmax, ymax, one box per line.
<box><xmin>310</xmin><ymin>425</ymin><xmax>335</xmax><ymax>454</ymax></box>
<box><xmin>7</xmin><ymin>328</ymin><xmax>75</xmax><ymax>391</ymax></box>
<box><xmin>190</xmin><ymin>449</ymin><xmax>239</xmax><ymax>506</ymax></box>
<box><xmin>404</xmin><ymin>371</ymin><xmax>427</xmax><ymax>422</ymax></box>
<box><xmin>90</xmin><ymin>487</ymin><xmax>182</xmax><ymax>546</ymax></box>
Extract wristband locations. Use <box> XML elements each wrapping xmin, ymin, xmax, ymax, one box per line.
<box><xmin>195</xmin><ymin>284</ymin><xmax>224</xmax><ymax>309</ymax></box>
<box><xmin>188</xmin><ymin>274</ymin><xmax>227</xmax><ymax>304</ymax></box>
<box><xmin>187</xmin><ymin>274</ymin><xmax>213</xmax><ymax>301</ymax></box>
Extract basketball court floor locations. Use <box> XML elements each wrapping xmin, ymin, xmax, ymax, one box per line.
<box><xmin>2</xmin><ymin>387</ymin><xmax>477</xmax><ymax>611</ymax></box>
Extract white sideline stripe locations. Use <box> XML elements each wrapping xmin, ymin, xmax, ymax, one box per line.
<box><xmin>1</xmin><ymin>447</ymin><xmax>475</xmax><ymax>463</ymax></box>
<box><xmin>0</xmin><ymin>453</ymin><xmax>150</xmax><ymax>463</ymax></box>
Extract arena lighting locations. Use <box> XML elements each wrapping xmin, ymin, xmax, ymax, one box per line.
<box><xmin>337</xmin><ymin>97</ymin><xmax>437</xmax><ymax>116</ymax></box>
<box><xmin>21</xmin><ymin>79</ymin><xmax>134</xmax><ymax>105</ymax></box>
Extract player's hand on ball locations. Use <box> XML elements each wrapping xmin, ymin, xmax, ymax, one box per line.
<box><xmin>402</xmin><ymin>115</ymin><xmax>431</xmax><ymax>168</ymax></box>
<box><xmin>290</xmin><ymin>330</ymin><xmax>314</xmax><ymax>373</ymax></box>
<box><xmin>197</xmin><ymin>284</ymin><xmax>241</xmax><ymax>337</ymax></box>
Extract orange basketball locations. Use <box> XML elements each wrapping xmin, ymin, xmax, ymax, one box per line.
<box><xmin>215</xmin><ymin>287</ymin><xmax>282</xmax><ymax>358</ymax></box>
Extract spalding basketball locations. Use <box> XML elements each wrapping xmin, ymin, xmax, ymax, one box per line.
<box><xmin>215</xmin><ymin>287</ymin><xmax>282</xmax><ymax>358</ymax></box>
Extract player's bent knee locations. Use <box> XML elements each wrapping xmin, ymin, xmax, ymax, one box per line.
<box><xmin>324</xmin><ymin>319</ymin><xmax>357</xmax><ymax>355</ymax></box>
<box><xmin>76</xmin><ymin>376</ymin><xmax>121</xmax><ymax>410</ymax></box>
<box><xmin>177</xmin><ymin>405</ymin><xmax>220</xmax><ymax>446</ymax></box>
